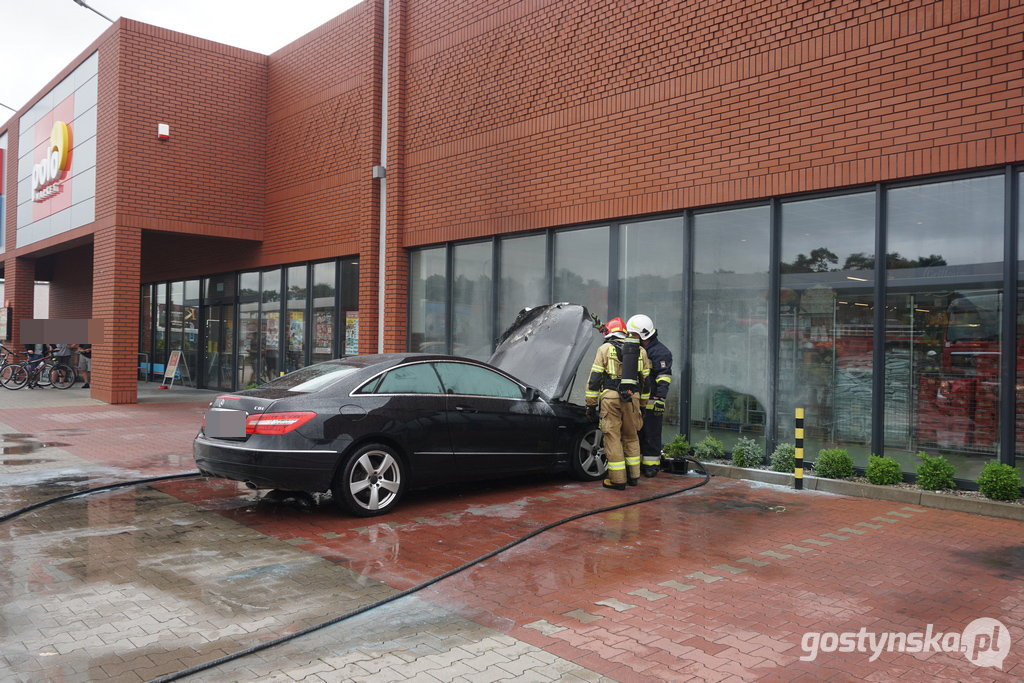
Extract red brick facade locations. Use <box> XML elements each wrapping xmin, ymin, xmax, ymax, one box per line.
<box><xmin>1</xmin><ymin>0</ymin><xmax>1022</xmax><ymax>402</ymax></box>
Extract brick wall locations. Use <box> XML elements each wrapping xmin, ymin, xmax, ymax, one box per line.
<box><xmin>395</xmin><ymin>0</ymin><xmax>1024</xmax><ymax>247</ymax></box>
<box><xmin>47</xmin><ymin>245</ymin><xmax>93</xmax><ymax>319</ymax></box>
<box><xmin>110</xmin><ymin>21</ymin><xmax>266</xmax><ymax>239</ymax></box>
<box><xmin>263</xmin><ymin>0</ymin><xmax>385</xmax><ymax>354</ymax></box>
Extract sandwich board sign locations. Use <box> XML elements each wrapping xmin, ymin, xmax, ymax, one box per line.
<box><xmin>159</xmin><ymin>349</ymin><xmax>193</xmax><ymax>389</ymax></box>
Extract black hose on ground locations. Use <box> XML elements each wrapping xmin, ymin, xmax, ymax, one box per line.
<box><xmin>149</xmin><ymin>458</ymin><xmax>711</xmax><ymax>683</ymax></box>
<box><xmin>0</xmin><ymin>471</ymin><xmax>202</xmax><ymax>524</ymax></box>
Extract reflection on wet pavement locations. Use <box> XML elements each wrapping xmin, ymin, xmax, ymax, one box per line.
<box><xmin>3</xmin><ymin>430</ymin><xmax>1024</xmax><ymax>682</ymax></box>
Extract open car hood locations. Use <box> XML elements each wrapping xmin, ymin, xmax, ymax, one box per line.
<box><xmin>488</xmin><ymin>303</ymin><xmax>598</xmax><ymax>400</ymax></box>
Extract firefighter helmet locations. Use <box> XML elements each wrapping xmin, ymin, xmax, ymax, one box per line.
<box><xmin>626</xmin><ymin>314</ymin><xmax>655</xmax><ymax>340</ymax></box>
<box><xmin>604</xmin><ymin>317</ymin><xmax>627</xmax><ymax>339</ymax></box>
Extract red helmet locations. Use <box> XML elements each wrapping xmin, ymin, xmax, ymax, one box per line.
<box><xmin>604</xmin><ymin>317</ymin><xmax>627</xmax><ymax>339</ymax></box>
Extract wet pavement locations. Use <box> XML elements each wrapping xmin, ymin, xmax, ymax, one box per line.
<box><xmin>0</xmin><ymin>385</ymin><xmax>1022</xmax><ymax>682</ymax></box>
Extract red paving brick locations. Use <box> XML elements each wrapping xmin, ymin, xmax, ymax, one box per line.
<box><xmin>2</xmin><ymin>400</ymin><xmax>1023</xmax><ymax>681</ymax></box>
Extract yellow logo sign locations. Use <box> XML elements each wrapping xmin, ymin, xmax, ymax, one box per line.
<box><xmin>32</xmin><ymin>121</ymin><xmax>72</xmax><ymax>202</ymax></box>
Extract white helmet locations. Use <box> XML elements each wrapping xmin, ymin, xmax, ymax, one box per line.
<box><xmin>626</xmin><ymin>314</ymin><xmax>655</xmax><ymax>340</ymax></box>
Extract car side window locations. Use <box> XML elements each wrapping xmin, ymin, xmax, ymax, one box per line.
<box><xmin>434</xmin><ymin>362</ymin><xmax>525</xmax><ymax>399</ymax></box>
<box><xmin>374</xmin><ymin>363</ymin><xmax>444</xmax><ymax>394</ymax></box>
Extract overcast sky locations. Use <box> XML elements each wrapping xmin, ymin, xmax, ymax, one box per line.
<box><xmin>1</xmin><ymin>0</ymin><xmax>363</xmax><ymax>120</ymax></box>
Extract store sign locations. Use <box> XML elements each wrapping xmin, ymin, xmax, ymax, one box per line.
<box><xmin>32</xmin><ymin>121</ymin><xmax>72</xmax><ymax>202</ymax></box>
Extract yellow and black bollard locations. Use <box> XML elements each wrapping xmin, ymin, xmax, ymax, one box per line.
<box><xmin>794</xmin><ymin>408</ymin><xmax>804</xmax><ymax>490</ymax></box>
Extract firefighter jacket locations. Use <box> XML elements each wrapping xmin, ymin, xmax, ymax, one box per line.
<box><xmin>644</xmin><ymin>332</ymin><xmax>673</xmax><ymax>403</ymax></box>
<box><xmin>585</xmin><ymin>338</ymin><xmax>651</xmax><ymax>407</ymax></box>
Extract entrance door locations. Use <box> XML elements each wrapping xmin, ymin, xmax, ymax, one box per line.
<box><xmin>203</xmin><ymin>304</ymin><xmax>235</xmax><ymax>390</ymax></box>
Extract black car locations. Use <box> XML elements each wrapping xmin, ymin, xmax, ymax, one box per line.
<box><xmin>194</xmin><ymin>303</ymin><xmax>607</xmax><ymax>516</ymax></box>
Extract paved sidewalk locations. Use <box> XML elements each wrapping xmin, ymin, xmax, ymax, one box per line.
<box><xmin>0</xmin><ymin>386</ymin><xmax>1022</xmax><ymax>682</ymax></box>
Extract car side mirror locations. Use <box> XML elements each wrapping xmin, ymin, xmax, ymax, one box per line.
<box><xmin>524</xmin><ymin>387</ymin><xmax>538</xmax><ymax>401</ymax></box>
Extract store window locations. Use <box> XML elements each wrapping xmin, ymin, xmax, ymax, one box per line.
<box><xmin>155</xmin><ymin>282</ymin><xmax>167</xmax><ymax>367</ymax></box>
<box><xmin>203</xmin><ymin>274</ymin><xmax>235</xmax><ymax>390</ymax></box>
<box><xmin>285</xmin><ymin>265</ymin><xmax>308</xmax><ymax>373</ymax></box>
<box><xmin>140</xmin><ymin>284</ymin><xmax>152</xmax><ymax>378</ymax></box>
<box><xmin>183</xmin><ymin>280</ymin><xmax>199</xmax><ymax>384</ymax></box>
<box><xmin>410</xmin><ymin>247</ymin><xmax>447</xmax><ymax>353</ymax></box>
<box><xmin>691</xmin><ymin>206</ymin><xmax>770</xmax><ymax>453</ymax></box>
<box><xmin>238</xmin><ymin>271</ymin><xmax>260</xmax><ymax>387</ymax></box>
<box><xmin>554</xmin><ymin>227</ymin><xmax>609</xmax><ymax>402</ymax></box>
<box><xmin>618</xmin><ymin>216</ymin><xmax>685</xmax><ymax>443</ymax></box>
<box><xmin>341</xmin><ymin>258</ymin><xmax>360</xmax><ymax>355</ymax></box>
<box><xmin>498</xmin><ymin>233</ymin><xmax>547</xmax><ymax>333</ymax></box>
<box><xmin>453</xmin><ymin>241</ymin><xmax>493</xmax><ymax>360</ymax></box>
<box><xmin>311</xmin><ymin>262</ymin><xmax>336</xmax><ymax>365</ymax></box>
<box><xmin>1016</xmin><ymin>171</ymin><xmax>1024</xmax><ymax>477</ymax></box>
<box><xmin>778</xmin><ymin>192</ymin><xmax>876</xmax><ymax>466</ymax></box>
<box><xmin>885</xmin><ymin>175</ymin><xmax>1004</xmax><ymax>479</ymax></box>
<box><xmin>261</xmin><ymin>268</ymin><xmax>281</xmax><ymax>383</ymax></box>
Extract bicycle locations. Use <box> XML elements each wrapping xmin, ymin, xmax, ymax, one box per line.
<box><xmin>1</xmin><ymin>354</ymin><xmax>76</xmax><ymax>390</ymax></box>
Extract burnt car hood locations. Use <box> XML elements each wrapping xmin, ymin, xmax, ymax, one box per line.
<box><xmin>488</xmin><ymin>302</ymin><xmax>598</xmax><ymax>400</ymax></box>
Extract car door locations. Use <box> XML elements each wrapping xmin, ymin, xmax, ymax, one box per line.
<box><xmin>434</xmin><ymin>361</ymin><xmax>560</xmax><ymax>474</ymax></box>
<box><xmin>355</xmin><ymin>361</ymin><xmax>454</xmax><ymax>482</ymax></box>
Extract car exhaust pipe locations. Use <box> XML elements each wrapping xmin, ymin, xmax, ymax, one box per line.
<box><xmin>244</xmin><ymin>481</ymin><xmax>258</xmax><ymax>490</ymax></box>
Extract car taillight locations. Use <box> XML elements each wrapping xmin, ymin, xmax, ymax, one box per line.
<box><xmin>245</xmin><ymin>412</ymin><xmax>317</xmax><ymax>435</ymax></box>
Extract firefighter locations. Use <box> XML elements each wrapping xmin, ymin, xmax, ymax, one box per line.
<box><xmin>627</xmin><ymin>314</ymin><xmax>673</xmax><ymax>477</ymax></box>
<box><xmin>585</xmin><ymin>317</ymin><xmax>651</xmax><ymax>489</ymax></box>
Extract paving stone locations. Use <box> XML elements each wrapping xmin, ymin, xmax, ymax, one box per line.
<box><xmin>711</xmin><ymin>564</ymin><xmax>748</xmax><ymax>574</ymax></box>
<box><xmin>594</xmin><ymin>598</ymin><xmax>636</xmax><ymax>612</ymax></box>
<box><xmin>687</xmin><ymin>571</ymin><xmax>723</xmax><ymax>583</ymax></box>
<box><xmin>627</xmin><ymin>588</ymin><xmax>668</xmax><ymax>601</ymax></box>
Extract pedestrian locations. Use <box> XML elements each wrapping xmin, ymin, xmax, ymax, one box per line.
<box><xmin>75</xmin><ymin>343</ymin><xmax>91</xmax><ymax>388</ymax></box>
<box><xmin>627</xmin><ymin>314</ymin><xmax>673</xmax><ymax>477</ymax></box>
<box><xmin>24</xmin><ymin>343</ymin><xmax>49</xmax><ymax>389</ymax></box>
<box><xmin>585</xmin><ymin>317</ymin><xmax>651</xmax><ymax>490</ymax></box>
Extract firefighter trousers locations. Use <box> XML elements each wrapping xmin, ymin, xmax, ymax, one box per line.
<box><xmin>600</xmin><ymin>393</ymin><xmax>643</xmax><ymax>484</ymax></box>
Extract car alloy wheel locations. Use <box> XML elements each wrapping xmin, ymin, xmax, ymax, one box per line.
<box><xmin>571</xmin><ymin>426</ymin><xmax>607</xmax><ymax>481</ymax></box>
<box><xmin>333</xmin><ymin>443</ymin><xmax>407</xmax><ymax>517</ymax></box>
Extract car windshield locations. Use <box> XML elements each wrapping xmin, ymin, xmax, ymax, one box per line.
<box><xmin>261</xmin><ymin>364</ymin><xmax>359</xmax><ymax>393</ymax></box>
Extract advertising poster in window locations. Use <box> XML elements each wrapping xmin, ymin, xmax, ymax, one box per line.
<box><xmin>289</xmin><ymin>311</ymin><xmax>304</xmax><ymax>351</ymax></box>
<box><xmin>314</xmin><ymin>310</ymin><xmax>333</xmax><ymax>354</ymax></box>
<box><xmin>345</xmin><ymin>311</ymin><xmax>359</xmax><ymax>355</ymax></box>
<box><xmin>263</xmin><ymin>312</ymin><xmax>279</xmax><ymax>351</ymax></box>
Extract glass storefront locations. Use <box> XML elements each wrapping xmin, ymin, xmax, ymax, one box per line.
<box><xmin>409</xmin><ymin>247</ymin><xmax>447</xmax><ymax>353</ymax></box>
<box><xmin>238</xmin><ymin>271</ymin><xmax>260</xmax><ymax>388</ymax></box>
<box><xmin>140</xmin><ymin>257</ymin><xmax>358</xmax><ymax>392</ymax></box>
<box><xmin>691</xmin><ymin>206</ymin><xmax>770</xmax><ymax>453</ymax></box>
<box><xmin>619</xmin><ymin>217</ymin><xmax>685</xmax><ymax>444</ymax></box>
<box><xmin>452</xmin><ymin>242</ymin><xmax>493</xmax><ymax>360</ymax></box>
<box><xmin>406</xmin><ymin>169</ymin><xmax>1024</xmax><ymax>484</ymax></box>
<box><xmin>285</xmin><ymin>265</ymin><xmax>307</xmax><ymax>374</ymax></box>
<box><xmin>778</xmin><ymin>192</ymin><xmax>876</xmax><ymax>466</ymax></box>
<box><xmin>311</xmin><ymin>261</ymin><xmax>337</xmax><ymax>366</ymax></box>
<box><xmin>885</xmin><ymin>176</ymin><xmax>1004</xmax><ymax>480</ymax></box>
<box><xmin>498</xmin><ymin>233</ymin><xmax>547</xmax><ymax>333</ymax></box>
<box><xmin>554</xmin><ymin>227</ymin><xmax>609</xmax><ymax>403</ymax></box>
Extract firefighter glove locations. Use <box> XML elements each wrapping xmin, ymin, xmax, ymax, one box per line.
<box><xmin>649</xmin><ymin>399</ymin><xmax>665</xmax><ymax>415</ymax></box>
<box><xmin>585</xmin><ymin>405</ymin><xmax>599</xmax><ymax>422</ymax></box>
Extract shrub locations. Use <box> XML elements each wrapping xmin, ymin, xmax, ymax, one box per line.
<box><xmin>865</xmin><ymin>455</ymin><xmax>903</xmax><ymax>486</ymax></box>
<box><xmin>731</xmin><ymin>437</ymin><xmax>765</xmax><ymax>468</ymax></box>
<box><xmin>916</xmin><ymin>451</ymin><xmax>955</xmax><ymax>491</ymax></box>
<box><xmin>977</xmin><ymin>461</ymin><xmax>1022</xmax><ymax>501</ymax></box>
<box><xmin>814</xmin><ymin>448</ymin><xmax>854</xmax><ymax>479</ymax></box>
<box><xmin>770</xmin><ymin>443</ymin><xmax>796</xmax><ymax>473</ymax></box>
<box><xmin>662</xmin><ymin>435</ymin><xmax>691</xmax><ymax>459</ymax></box>
<box><xmin>693</xmin><ymin>435</ymin><xmax>725</xmax><ymax>461</ymax></box>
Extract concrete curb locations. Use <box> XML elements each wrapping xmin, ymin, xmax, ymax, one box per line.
<box><xmin>700</xmin><ymin>462</ymin><xmax>1024</xmax><ymax>522</ymax></box>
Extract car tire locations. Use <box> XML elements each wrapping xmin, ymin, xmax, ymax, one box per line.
<box><xmin>332</xmin><ymin>443</ymin><xmax>407</xmax><ymax>517</ymax></box>
<box><xmin>570</xmin><ymin>426</ymin><xmax>606</xmax><ymax>481</ymax></box>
